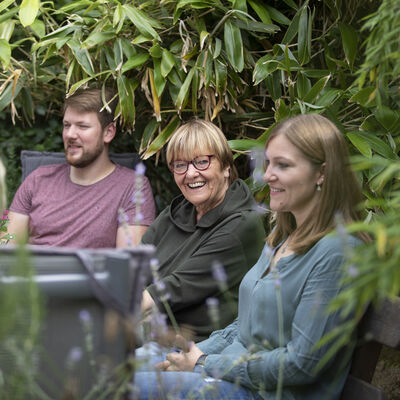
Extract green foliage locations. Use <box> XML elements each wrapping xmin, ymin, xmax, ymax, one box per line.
<box><xmin>0</xmin><ymin>117</ymin><xmax>63</xmax><ymax>205</ymax></box>
<box><xmin>0</xmin><ymin>247</ymin><xmax>43</xmax><ymax>399</ymax></box>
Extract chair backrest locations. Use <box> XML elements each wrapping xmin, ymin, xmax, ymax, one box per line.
<box><xmin>0</xmin><ymin>244</ymin><xmax>154</xmax><ymax>398</ymax></box>
<box><xmin>341</xmin><ymin>297</ymin><xmax>400</xmax><ymax>400</ymax></box>
<box><xmin>21</xmin><ymin>150</ymin><xmax>141</xmax><ymax>181</ymax></box>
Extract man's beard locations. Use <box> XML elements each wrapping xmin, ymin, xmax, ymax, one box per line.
<box><xmin>65</xmin><ymin>140</ymin><xmax>104</xmax><ymax>168</ymax></box>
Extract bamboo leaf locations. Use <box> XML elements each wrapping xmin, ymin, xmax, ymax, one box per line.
<box><xmin>348</xmin><ymin>131</ymin><xmax>395</xmax><ymax>160</ymax></box>
<box><xmin>303</xmin><ymin>75</ymin><xmax>331</xmax><ymax>103</ymax></box>
<box><xmin>191</xmin><ymin>68</ymin><xmax>199</xmax><ymax>113</ymax></box>
<box><xmin>376</xmin><ymin>225</ymin><xmax>387</xmax><ymax>258</ymax></box>
<box><xmin>253</xmin><ymin>54</ymin><xmax>276</xmax><ymax>85</ymax></box>
<box><xmin>149</xmin><ymin>68</ymin><xmax>161</xmax><ymax>122</ymax></box>
<box><xmin>143</xmin><ymin>116</ymin><xmax>180</xmax><ymax>160</ymax></box>
<box><xmin>68</xmin><ymin>70</ymin><xmax>112</xmax><ymax>95</ymax></box>
<box><xmin>213</xmin><ymin>38</ymin><xmax>222</xmax><ymax>59</ymax></box>
<box><xmin>121</xmin><ymin>53</ymin><xmax>149</xmax><ymax>74</ymax></box>
<box><xmin>265</xmin><ymin>5</ymin><xmax>291</xmax><ymax>25</ymax></box>
<box><xmin>229</xmin><ymin>139</ymin><xmax>264</xmax><ymax>151</ymax></box>
<box><xmin>19</xmin><ymin>0</ymin><xmax>39</xmax><ymax>27</ymax></box>
<box><xmin>67</xmin><ymin>39</ymin><xmax>94</xmax><ymax>75</ymax></box>
<box><xmin>347</xmin><ymin>132</ymin><xmax>372</xmax><ymax>158</ymax></box>
<box><xmin>339</xmin><ymin>22</ymin><xmax>358</xmax><ymax>70</ymax></box>
<box><xmin>234</xmin><ymin>19</ymin><xmax>279</xmax><ymax>34</ymax></box>
<box><xmin>175</xmin><ymin>0</ymin><xmax>215</xmax><ymax>11</ymax></box>
<box><xmin>161</xmin><ymin>49</ymin><xmax>176</xmax><ymax>77</ymax></box>
<box><xmin>0</xmin><ymin>38</ymin><xmax>10</xmax><ymax>67</ymax></box>
<box><xmin>296</xmin><ymin>72</ymin><xmax>311</xmax><ymax>99</ymax></box>
<box><xmin>0</xmin><ymin>21</ymin><xmax>14</xmax><ymax>41</ymax></box>
<box><xmin>153</xmin><ymin>58</ymin><xmax>166</xmax><ymax>97</ymax></box>
<box><xmin>281</xmin><ymin>9</ymin><xmax>300</xmax><ymax>44</ymax></box>
<box><xmin>140</xmin><ymin>118</ymin><xmax>160</xmax><ymax>154</ymax></box>
<box><xmin>224</xmin><ymin>20</ymin><xmax>244</xmax><ymax>72</ymax></box>
<box><xmin>123</xmin><ymin>4</ymin><xmax>160</xmax><ymax>40</ymax></box>
<box><xmin>83</xmin><ymin>31</ymin><xmax>115</xmax><ymax>48</ymax></box>
<box><xmin>349</xmin><ymin>86</ymin><xmax>377</xmax><ymax>107</ymax></box>
<box><xmin>315</xmin><ymin>88</ymin><xmax>341</xmax><ymax>107</ymax></box>
<box><xmin>215</xmin><ymin>59</ymin><xmax>227</xmax><ymax>95</ymax></box>
<box><xmin>248</xmin><ymin>0</ymin><xmax>272</xmax><ymax>24</ymax></box>
<box><xmin>175</xmin><ymin>66</ymin><xmax>195</xmax><ymax>111</ymax></box>
<box><xmin>298</xmin><ymin>5</ymin><xmax>310</xmax><ymax>65</ymax></box>
<box><xmin>0</xmin><ymin>0</ymin><xmax>14</xmax><ymax>13</ymax></box>
<box><xmin>117</xmin><ymin>74</ymin><xmax>135</xmax><ymax>127</ymax></box>
<box><xmin>374</xmin><ymin>106</ymin><xmax>400</xmax><ymax>132</ymax></box>
<box><xmin>30</xmin><ymin>19</ymin><xmax>44</xmax><ymax>38</ymax></box>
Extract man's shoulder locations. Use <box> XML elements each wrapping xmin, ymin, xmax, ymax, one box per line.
<box><xmin>111</xmin><ymin>164</ymin><xmax>150</xmax><ymax>183</ymax></box>
<box><xmin>26</xmin><ymin>163</ymin><xmax>68</xmax><ymax>180</ymax></box>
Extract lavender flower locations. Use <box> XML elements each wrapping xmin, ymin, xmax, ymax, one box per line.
<box><xmin>274</xmin><ymin>279</ymin><xmax>281</xmax><ymax>289</ymax></box>
<box><xmin>79</xmin><ymin>309</ymin><xmax>91</xmax><ymax>324</ymax></box>
<box><xmin>347</xmin><ymin>265</ymin><xmax>359</xmax><ymax>277</ymax></box>
<box><xmin>252</xmin><ymin>202</ymin><xmax>270</xmax><ymax>215</ymax></box>
<box><xmin>155</xmin><ymin>280</ymin><xmax>166</xmax><ymax>292</ymax></box>
<box><xmin>135</xmin><ymin>212</ymin><xmax>144</xmax><ymax>223</ymax></box>
<box><xmin>249</xmin><ymin>147</ymin><xmax>266</xmax><ymax>184</ymax></box>
<box><xmin>131</xmin><ymin>193</ymin><xmax>145</xmax><ymax>205</ymax></box>
<box><xmin>66</xmin><ymin>346</ymin><xmax>83</xmax><ymax>368</ymax></box>
<box><xmin>149</xmin><ymin>311</ymin><xmax>168</xmax><ymax>339</ymax></box>
<box><xmin>206</xmin><ymin>297</ymin><xmax>220</xmax><ymax>329</ymax></box>
<box><xmin>135</xmin><ymin>162</ymin><xmax>146</xmax><ymax>176</ymax></box>
<box><xmin>118</xmin><ymin>209</ymin><xmax>129</xmax><ymax>224</ymax></box>
<box><xmin>212</xmin><ymin>261</ymin><xmax>227</xmax><ymax>284</ymax></box>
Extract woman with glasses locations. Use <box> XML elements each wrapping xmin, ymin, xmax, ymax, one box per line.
<box><xmin>133</xmin><ymin>114</ymin><xmax>369</xmax><ymax>399</ymax></box>
<box><xmin>140</xmin><ymin>119</ymin><xmax>265</xmax><ymax>342</ymax></box>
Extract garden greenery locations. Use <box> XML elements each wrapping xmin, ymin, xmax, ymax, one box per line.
<box><xmin>0</xmin><ymin>0</ymin><xmax>399</xmax><ymax>395</ymax></box>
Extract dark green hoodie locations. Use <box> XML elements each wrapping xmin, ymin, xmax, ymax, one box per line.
<box><xmin>142</xmin><ymin>179</ymin><xmax>265</xmax><ymax>341</ymax></box>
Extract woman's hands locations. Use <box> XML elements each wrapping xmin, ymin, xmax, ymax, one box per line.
<box><xmin>156</xmin><ymin>334</ymin><xmax>204</xmax><ymax>372</ymax></box>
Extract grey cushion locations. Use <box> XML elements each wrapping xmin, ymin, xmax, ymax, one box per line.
<box><xmin>21</xmin><ymin>150</ymin><xmax>140</xmax><ymax>181</ymax></box>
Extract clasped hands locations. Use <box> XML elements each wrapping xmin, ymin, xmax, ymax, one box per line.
<box><xmin>156</xmin><ymin>334</ymin><xmax>204</xmax><ymax>372</ymax></box>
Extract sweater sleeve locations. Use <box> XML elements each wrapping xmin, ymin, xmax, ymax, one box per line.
<box><xmin>203</xmin><ymin>252</ymin><xmax>351</xmax><ymax>391</ymax></box>
<box><xmin>147</xmin><ymin>226</ymin><xmax>250</xmax><ymax>313</ymax></box>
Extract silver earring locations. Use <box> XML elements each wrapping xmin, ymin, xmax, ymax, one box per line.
<box><xmin>316</xmin><ymin>184</ymin><xmax>322</xmax><ymax>192</ymax></box>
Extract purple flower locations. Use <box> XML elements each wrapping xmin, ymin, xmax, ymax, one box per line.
<box><xmin>79</xmin><ymin>309</ymin><xmax>91</xmax><ymax>324</ymax></box>
<box><xmin>264</xmin><ymin>246</ymin><xmax>273</xmax><ymax>259</ymax></box>
<box><xmin>149</xmin><ymin>311</ymin><xmax>168</xmax><ymax>338</ymax></box>
<box><xmin>252</xmin><ymin>170</ymin><xmax>264</xmax><ymax>183</ymax></box>
<box><xmin>135</xmin><ymin>162</ymin><xmax>146</xmax><ymax>176</ymax></box>
<box><xmin>206</xmin><ymin>297</ymin><xmax>219</xmax><ymax>308</ymax></box>
<box><xmin>347</xmin><ymin>265</ymin><xmax>359</xmax><ymax>277</ymax></box>
<box><xmin>252</xmin><ymin>202</ymin><xmax>269</xmax><ymax>215</ymax></box>
<box><xmin>135</xmin><ymin>212</ymin><xmax>144</xmax><ymax>222</ymax></box>
<box><xmin>155</xmin><ymin>280</ymin><xmax>166</xmax><ymax>293</ymax></box>
<box><xmin>274</xmin><ymin>279</ymin><xmax>281</xmax><ymax>289</ymax></box>
<box><xmin>150</xmin><ymin>258</ymin><xmax>159</xmax><ymax>271</ymax></box>
<box><xmin>67</xmin><ymin>346</ymin><xmax>82</xmax><ymax>364</ymax></box>
<box><xmin>212</xmin><ymin>261</ymin><xmax>227</xmax><ymax>284</ymax></box>
<box><xmin>118</xmin><ymin>210</ymin><xmax>129</xmax><ymax>224</ymax></box>
<box><xmin>131</xmin><ymin>193</ymin><xmax>144</xmax><ymax>205</ymax></box>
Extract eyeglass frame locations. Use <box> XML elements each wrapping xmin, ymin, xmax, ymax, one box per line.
<box><xmin>169</xmin><ymin>155</ymin><xmax>215</xmax><ymax>175</ymax></box>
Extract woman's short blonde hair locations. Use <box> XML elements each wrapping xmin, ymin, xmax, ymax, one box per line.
<box><xmin>166</xmin><ymin>119</ymin><xmax>238</xmax><ymax>184</ymax></box>
<box><xmin>266</xmin><ymin>113</ymin><xmax>366</xmax><ymax>253</ymax></box>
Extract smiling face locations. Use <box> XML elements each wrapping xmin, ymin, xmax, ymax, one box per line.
<box><xmin>264</xmin><ymin>134</ymin><xmax>324</xmax><ymax>227</ymax></box>
<box><xmin>173</xmin><ymin>151</ymin><xmax>230</xmax><ymax>221</ymax></box>
<box><xmin>63</xmin><ymin>107</ymin><xmax>108</xmax><ymax>168</ymax></box>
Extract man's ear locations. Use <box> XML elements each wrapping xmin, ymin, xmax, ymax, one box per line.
<box><xmin>103</xmin><ymin>122</ymin><xmax>116</xmax><ymax>144</ymax></box>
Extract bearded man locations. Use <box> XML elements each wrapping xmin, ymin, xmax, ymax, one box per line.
<box><xmin>5</xmin><ymin>88</ymin><xmax>155</xmax><ymax>248</ymax></box>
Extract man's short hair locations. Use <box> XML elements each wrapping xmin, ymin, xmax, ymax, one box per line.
<box><xmin>64</xmin><ymin>88</ymin><xmax>118</xmax><ymax>129</ymax></box>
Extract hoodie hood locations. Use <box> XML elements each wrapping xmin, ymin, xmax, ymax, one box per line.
<box><xmin>168</xmin><ymin>179</ymin><xmax>256</xmax><ymax>232</ymax></box>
